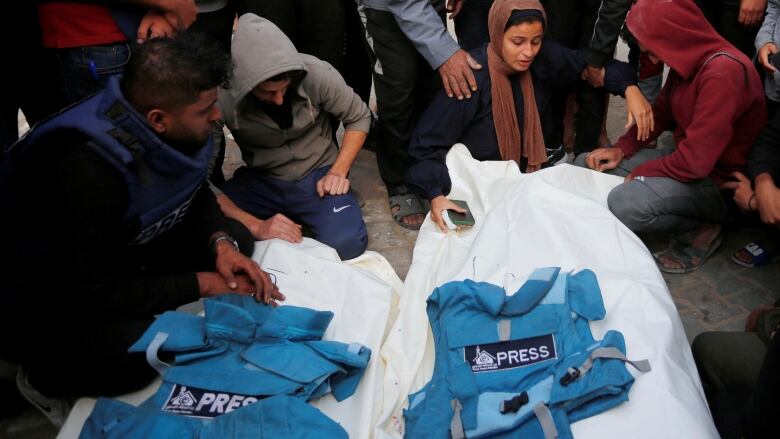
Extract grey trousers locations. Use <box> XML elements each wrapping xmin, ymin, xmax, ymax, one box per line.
<box><xmin>574</xmin><ymin>148</ymin><xmax>729</xmax><ymax>236</ymax></box>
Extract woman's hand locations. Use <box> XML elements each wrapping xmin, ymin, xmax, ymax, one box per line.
<box><xmin>430</xmin><ymin>196</ymin><xmax>467</xmax><ymax>233</ymax></box>
<box><xmin>624</xmin><ymin>85</ymin><xmax>654</xmax><ymax>141</ymax></box>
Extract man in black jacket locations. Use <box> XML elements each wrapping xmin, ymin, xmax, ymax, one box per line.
<box><xmin>0</xmin><ymin>33</ymin><xmax>282</xmax><ymax>427</ymax></box>
<box><xmin>693</xmin><ymin>303</ymin><xmax>780</xmax><ymax>438</ymax></box>
<box><xmin>725</xmin><ymin>109</ymin><xmax>780</xmax><ymax>266</ymax></box>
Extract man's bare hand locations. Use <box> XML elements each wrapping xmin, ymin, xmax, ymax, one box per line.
<box><xmin>738</xmin><ymin>0</ymin><xmax>767</xmax><ymax>28</ymax></box>
<box><xmin>430</xmin><ymin>195</ymin><xmax>466</xmax><ymax>233</ymax></box>
<box><xmin>755</xmin><ymin>173</ymin><xmax>780</xmax><ymax>225</ymax></box>
<box><xmin>585</xmin><ymin>147</ymin><xmax>624</xmax><ymax>172</ymax></box>
<box><xmin>439</xmin><ymin>49</ymin><xmax>483</xmax><ymax>100</ymax></box>
<box><xmin>723</xmin><ymin>171</ymin><xmax>756</xmax><ymax>211</ymax></box>
<box><xmin>161</xmin><ymin>0</ymin><xmax>198</xmax><ymax>30</ymax></box>
<box><xmin>316</xmin><ymin>173</ymin><xmax>351</xmax><ymax>197</ymax></box>
<box><xmin>624</xmin><ymin>85</ymin><xmax>654</xmax><ymax>141</ymax></box>
<box><xmin>213</xmin><ymin>241</ymin><xmax>285</xmax><ymax>305</ymax></box>
<box><xmin>137</xmin><ymin>10</ymin><xmax>176</xmax><ymax>43</ymax></box>
<box><xmin>581</xmin><ymin>65</ymin><xmax>605</xmax><ymax>88</ymax></box>
<box><xmin>197</xmin><ymin>272</ymin><xmax>254</xmax><ymax>296</ymax></box>
<box><xmin>250</xmin><ymin>213</ymin><xmax>303</xmax><ymax>243</ymax></box>
<box><xmin>446</xmin><ymin>0</ymin><xmax>464</xmax><ymax>19</ymax></box>
<box><xmin>758</xmin><ymin>42</ymin><xmax>778</xmax><ymax>74</ymax></box>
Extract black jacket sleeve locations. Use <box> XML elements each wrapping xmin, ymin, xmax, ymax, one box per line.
<box><xmin>535</xmin><ymin>41</ymin><xmax>636</xmax><ymax>96</ymax></box>
<box><xmin>406</xmin><ymin>86</ymin><xmax>483</xmax><ymax>200</ymax></box>
<box><xmin>583</xmin><ymin>0</ymin><xmax>634</xmax><ymax>68</ymax></box>
<box><xmin>747</xmin><ymin>111</ymin><xmax>780</xmax><ymax>182</ymax></box>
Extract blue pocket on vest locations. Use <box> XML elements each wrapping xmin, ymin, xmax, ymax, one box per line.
<box><xmin>242</xmin><ymin>341</ymin><xmax>342</xmax><ymax>384</ymax></box>
<box><xmin>306</xmin><ymin>340</ymin><xmax>371</xmax><ymax>401</ymax></box>
<box><xmin>550</xmin><ymin>331</ymin><xmax>635</xmax><ymax>421</ymax></box>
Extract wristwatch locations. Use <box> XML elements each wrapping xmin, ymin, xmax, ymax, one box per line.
<box><xmin>210</xmin><ymin>232</ymin><xmax>239</xmax><ymax>255</ymax></box>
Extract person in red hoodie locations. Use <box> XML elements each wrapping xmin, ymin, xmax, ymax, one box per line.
<box><xmin>576</xmin><ymin>0</ymin><xmax>767</xmax><ymax>273</ymax></box>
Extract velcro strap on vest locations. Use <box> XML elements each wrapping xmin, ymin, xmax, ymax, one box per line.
<box><xmin>145</xmin><ymin>332</ymin><xmax>172</xmax><ymax>376</ymax></box>
<box><xmin>450</xmin><ymin>399</ymin><xmax>465</xmax><ymax>439</ymax></box>
<box><xmin>106</xmin><ymin>128</ymin><xmax>153</xmax><ymax>186</ymax></box>
<box><xmin>532</xmin><ymin>403</ymin><xmax>558</xmax><ymax>439</ymax></box>
<box><xmin>559</xmin><ymin>347</ymin><xmax>651</xmax><ymax>386</ymax></box>
<box><xmin>498</xmin><ymin>319</ymin><xmax>511</xmax><ymax>342</ymax></box>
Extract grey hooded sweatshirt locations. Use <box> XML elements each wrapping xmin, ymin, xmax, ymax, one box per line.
<box><xmin>219</xmin><ymin>14</ymin><xmax>371</xmax><ymax>182</ymax></box>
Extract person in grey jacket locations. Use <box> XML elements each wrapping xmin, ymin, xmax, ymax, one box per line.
<box><xmin>757</xmin><ymin>0</ymin><xmax>780</xmax><ymax>116</ymax></box>
<box><xmin>361</xmin><ymin>0</ymin><xmax>483</xmax><ymax>229</ymax></box>
<box><xmin>216</xmin><ymin>14</ymin><xmax>372</xmax><ymax>260</ymax></box>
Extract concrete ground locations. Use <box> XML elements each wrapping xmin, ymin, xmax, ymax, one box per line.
<box><xmin>3</xmin><ymin>55</ymin><xmax>779</xmax><ymax>439</ymax></box>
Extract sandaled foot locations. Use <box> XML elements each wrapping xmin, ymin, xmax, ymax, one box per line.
<box><xmin>389</xmin><ymin>193</ymin><xmax>429</xmax><ymax>230</ymax></box>
<box><xmin>654</xmin><ymin>224</ymin><xmax>723</xmax><ymax>274</ymax></box>
<box><xmin>732</xmin><ymin>241</ymin><xmax>780</xmax><ymax>268</ymax></box>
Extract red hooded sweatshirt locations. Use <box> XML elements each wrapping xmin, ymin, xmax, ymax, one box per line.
<box><xmin>614</xmin><ymin>0</ymin><xmax>766</xmax><ymax>186</ymax></box>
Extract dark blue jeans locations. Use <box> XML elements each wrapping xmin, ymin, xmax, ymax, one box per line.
<box><xmin>53</xmin><ymin>41</ymin><xmax>131</xmax><ymax>105</ymax></box>
<box><xmin>219</xmin><ymin>165</ymin><xmax>368</xmax><ymax>260</ymax></box>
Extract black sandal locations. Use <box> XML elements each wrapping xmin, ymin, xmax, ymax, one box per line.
<box><xmin>389</xmin><ymin>193</ymin><xmax>429</xmax><ymax>231</ymax></box>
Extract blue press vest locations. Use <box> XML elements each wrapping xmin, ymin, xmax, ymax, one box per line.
<box><xmin>404</xmin><ymin>268</ymin><xmax>649</xmax><ymax>438</ymax></box>
<box><xmin>81</xmin><ymin>394</ymin><xmax>348</xmax><ymax>438</ymax></box>
<box><xmin>6</xmin><ymin>76</ymin><xmax>212</xmax><ymax>245</ymax></box>
<box><xmin>81</xmin><ymin>294</ymin><xmax>370</xmax><ymax>438</ymax></box>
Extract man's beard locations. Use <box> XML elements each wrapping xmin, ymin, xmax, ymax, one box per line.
<box><xmin>163</xmin><ymin>132</ymin><xmax>210</xmax><ymax>156</ymax></box>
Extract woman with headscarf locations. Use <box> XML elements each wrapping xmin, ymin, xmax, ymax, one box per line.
<box><xmin>405</xmin><ymin>0</ymin><xmax>652</xmax><ymax>233</ymax></box>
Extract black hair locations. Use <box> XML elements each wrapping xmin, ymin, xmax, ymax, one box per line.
<box><xmin>265</xmin><ymin>71</ymin><xmax>295</xmax><ymax>83</ymax></box>
<box><xmin>121</xmin><ymin>32</ymin><xmax>232</xmax><ymax>114</ymax></box>
<box><xmin>505</xmin><ymin>11</ymin><xmax>545</xmax><ymax>31</ymax></box>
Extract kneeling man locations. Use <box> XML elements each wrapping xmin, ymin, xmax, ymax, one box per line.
<box><xmin>217</xmin><ymin>14</ymin><xmax>371</xmax><ymax>260</ymax></box>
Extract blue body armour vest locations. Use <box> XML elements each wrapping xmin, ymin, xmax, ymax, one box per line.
<box><xmin>81</xmin><ymin>294</ymin><xmax>370</xmax><ymax>438</ymax></box>
<box><xmin>404</xmin><ymin>268</ymin><xmax>650</xmax><ymax>438</ymax></box>
<box><xmin>5</xmin><ymin>76</ymin><xmax>212</xmax><ymax>245</ymax></box>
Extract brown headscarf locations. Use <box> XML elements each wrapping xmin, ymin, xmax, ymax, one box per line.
<box><xmin>487</xmin><ymin>0</ymin><xmax>547</xmax><ymax>172</ymax></box>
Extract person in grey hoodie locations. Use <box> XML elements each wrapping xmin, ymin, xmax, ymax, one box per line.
<box><xmin>216</xmin><ymin>14</ymin><xmax>372</xmax><ymax>260</ymax></box>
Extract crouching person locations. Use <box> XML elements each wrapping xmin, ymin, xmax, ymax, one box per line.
<box><xmin>216</xmin><ymin>14</ymin><xmax>371</xmax><ymax>260</ymax></box>
<box><xmin>0</xmin><ymin>33</ymin><xmax>282</xmax><ymax>428</ymax></box>
<box><xmin>576</xmin><ymin>0</ymin><xmax>766</xmax><ymax>273</ymax></box>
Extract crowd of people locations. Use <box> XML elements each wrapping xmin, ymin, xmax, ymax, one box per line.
<box><xmin>0</xmin><ymin>0</ymin><xmax>778</xmax><ymax>437</ymax></box>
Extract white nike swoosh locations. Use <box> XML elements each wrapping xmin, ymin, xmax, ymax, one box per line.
<box><xmin>333</xmin><ymin>205</ymin><xmax>351</xmax><ymax>213</ymax></box>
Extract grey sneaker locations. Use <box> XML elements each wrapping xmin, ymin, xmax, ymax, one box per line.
<box><xmin>15</xmin><ymin>368</ymin><xmax>72</xmax><ymax>429</ymax></box>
